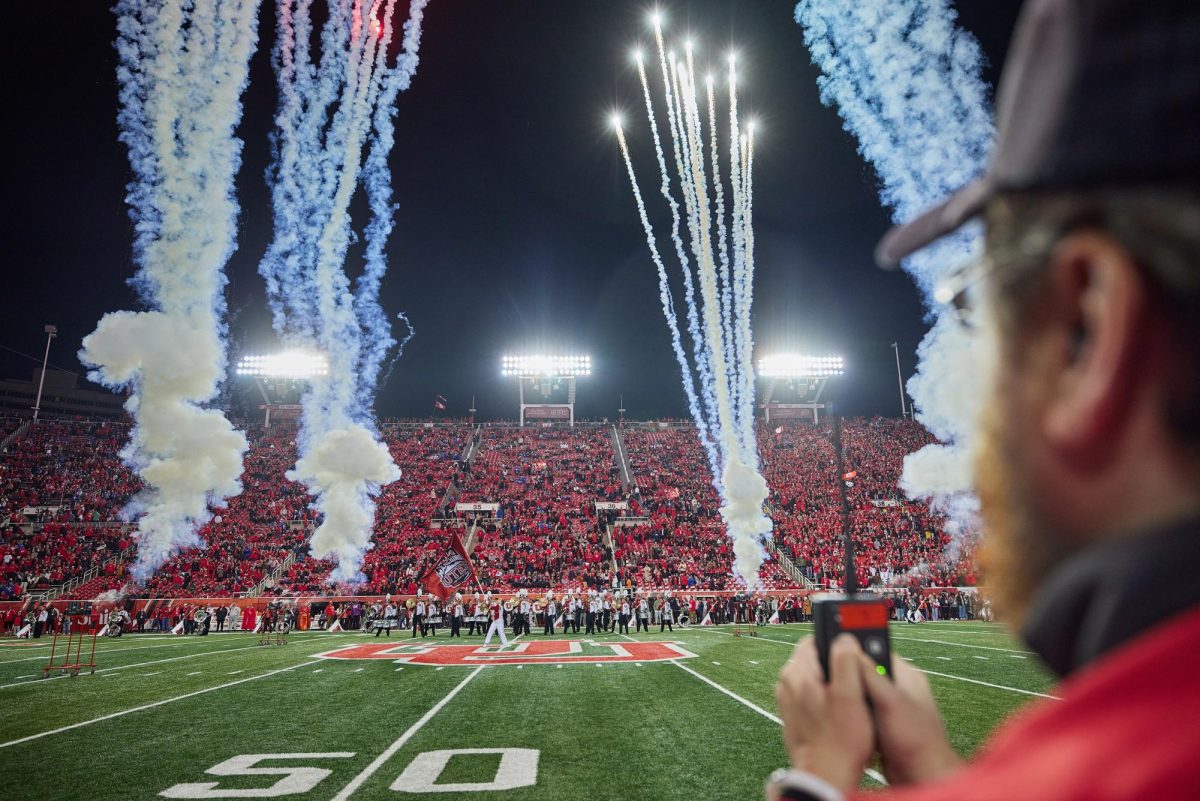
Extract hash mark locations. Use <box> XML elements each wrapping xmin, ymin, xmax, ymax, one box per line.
<box><xmin>712</xmin><ymin>661</ymin><xmax>721</xmax><ymax>666</ymax></box>
<box><xmin>935</xmin><ymin>657</ymin><xmax>952</xmax><ymax>661</ymax></box>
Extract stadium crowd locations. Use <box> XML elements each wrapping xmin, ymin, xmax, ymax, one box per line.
<box><xmin>0</xmin><ymin>415</ymin><xmax>974</xmax><ymax>600</ymax></box>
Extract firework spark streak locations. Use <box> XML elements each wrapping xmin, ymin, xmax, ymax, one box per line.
<box><xmin>615</xmin><ymin>17</ymin><xmax>770</xmax><ymax>587</ymax></box>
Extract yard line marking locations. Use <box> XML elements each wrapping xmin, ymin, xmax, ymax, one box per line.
<box><xmin>748</xmin><ymin>660</ymin><xmax>760</xmax><ymax>665</ymax></box>
<box><xmin>935</xmin><ymin>657</ymin><xmax>953</xmax><ymax>661</ymax></box>
<box><xmin>0</xmin><ymin>660</ymin><xmax>321</xmax><ymax>750</ymax></box>
<box><xmin>891</xmin><ymin>636</ymin><xmax>1035</xmax><ymax>655</ymax></box>
<box><xmin>330</xmin><ymin>666</ymin><xmax>484</xmax><ymax>801</ymax></box>
<box><xmin>0</xmin><ymin>643</ymin><xmax>264</xmax><ymax>691</ymax></box>
<box><xmin>1009</xmin><ymin>655</ymin><xmax>1027</xmax><ymax>659</ymax></box>
<box><xmin>691</xmin><ymin>628</ymin><xmax>1057</xmax><ymax>699</ymax></box>
<box><xmin>141</xmin><ymin>672</ymin><xmax>162</xmax><ymax>677</ymax></box>
<box><xmin>227</xmin><ymin>670</ymin><xmax>245</xmax><ymax>675</ymax></box>
<box><xmin>671</xmin><ymin>660</ymin><xmax>888</xmax><ymax>787</ymax></box>
<box><xmin>187</xmin><ymin>672</ymin><xmax>203</xmax><ymax>676</ymax></box>
<box><xmin>0</xmin><ymin>639</ymin><xmax>194</xmax><ymax>665</ymax></box>
<box><xmin>973</xmin><ymin>656</ymin><xmax>990</xmax><ymax>661</ymax></box>
<box><xmin>920</xmin><ymin>669</ymin><xmax>1062</xmax><ymax>700</ymax></box>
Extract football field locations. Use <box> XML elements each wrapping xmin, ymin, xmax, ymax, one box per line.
<box><xmin>0</xmin><ymin>622</ymin><xmax>1055</xmax><ymax>800</ymax></box>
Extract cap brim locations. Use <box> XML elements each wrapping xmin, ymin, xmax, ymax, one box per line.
<box><xmin>875</xmin><ymin>178</ymin><xmax>993</xmax><ymax>269</ymax></box>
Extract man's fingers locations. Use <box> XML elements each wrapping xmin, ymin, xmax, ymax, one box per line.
<box><xmin>859</xmin><ymin>652</ymin><xmax>896</xmax><ymax>708</ymax></box>
<box><xmin>830</xmin><ymin>633</ymin><xmax>865</xmax><ymax>699</ymax></box>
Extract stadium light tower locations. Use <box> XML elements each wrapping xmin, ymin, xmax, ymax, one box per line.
<box><xmin>235</xmin><ymin>350</ymin><xmax>328</xmax><ymax>426</ymax></box>
<box><xmin>757</xmin><ymin>353</ymin><xmax>845</xmax><ymax>424</ymax></box>
<box><xmin>501</xmin><ymin>354</ymin><xmax>591</xmax><ymax>427</ymax></box>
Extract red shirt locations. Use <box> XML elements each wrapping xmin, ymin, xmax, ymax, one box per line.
<box><xmin>859</xmin><ymin>605</ymin><xmax>1200</xmax><ymax>801</ymax></box>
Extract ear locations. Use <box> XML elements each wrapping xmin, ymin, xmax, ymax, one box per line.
<box><xmin>1041</xmin><ymin>230</ymin><xmax>1148</xmax><ymax>456</ymax></box>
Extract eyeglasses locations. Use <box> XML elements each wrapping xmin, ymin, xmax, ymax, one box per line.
<box><xmin>933</xmin><ymin>225</ymin><xmax>1064</xmax><ymax>328</ymax></box>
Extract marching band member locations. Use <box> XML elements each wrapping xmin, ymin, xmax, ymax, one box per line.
<box><xmin>619</xmin><ymin>596</ymin><xmax>631</xmax><ymax>635</ymax></box>
<box><xmin>450</xmin><ymin>593</ymin><xmax>463</xmax><ymax>637</ymax></box>
<box><xmin>637</xmin><ymin>595</ymin><xmax>650</xmax><ymax>632</ymax></box>
<box><xmin>482</xmin><ymin>592</ymin><xmax>509</xmax><ymax>648</ymax></box>
<box><xmin>660</xmin><ymin>593</ymin><xmax>675</xmax><ymax>632</ymax></box>
<box><xmin>412</xmin><ymin>593</ymin><xmax>426</xmax><ymax>638</ymax></box>
<box><xmin>543</xmin><ymin>592</ymin><xmax>557</xmax><ymax>635</ymax></box>
<box><xmin>468</xmin><ymin>593</ymin><xmax>485</xmax><ymax>636</ymax></box>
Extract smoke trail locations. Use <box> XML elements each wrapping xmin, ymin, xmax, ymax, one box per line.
<box><xmin>80</xmin><ymin>0</ymin><xmax>258</xmax><ymax>581</ymax></box>
<box><xmin>795</xmin><ymin>0</ymin><xmax>997</xmax><ymax>533</ymax></box>
<box><xmin>617</xmin><ymin>23</ymin><xmax>771</xmax><ymax>588</ymax></box>
<box><xmin>260</xmin><ymin>0</ymin><xmax>430</xmax><ymax>582</ymax></box>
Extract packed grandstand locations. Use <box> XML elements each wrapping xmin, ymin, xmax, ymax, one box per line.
<box><xmin>0</xmin><ymin>415</ymin><xmax>976</xmax><ymax>603</ymax></box>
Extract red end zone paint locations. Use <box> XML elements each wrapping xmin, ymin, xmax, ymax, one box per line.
<box><xmin>315</xmin><ymin>640</ymin><xmax>697</xmax><ymax>666</ymax></box>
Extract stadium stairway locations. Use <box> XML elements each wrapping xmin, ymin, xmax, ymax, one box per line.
<box><xmin>610</xmin><ymin>425</ymin><xmax>634</xmax><ymax>491</ymax></box>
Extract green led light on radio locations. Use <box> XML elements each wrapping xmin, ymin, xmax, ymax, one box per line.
<box><xmin>875</xmin><ymin>665</ymin><xmax>888</xmax><ymax>676</ymax></box>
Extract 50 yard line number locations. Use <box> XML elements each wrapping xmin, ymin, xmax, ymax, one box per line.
<box><xmin>159</xmin><ymin>749</ymin><xmax>541</xmax><ymax>798</ymax></box>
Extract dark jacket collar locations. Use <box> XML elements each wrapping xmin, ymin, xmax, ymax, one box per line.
<box><xmin>1021</xmin><ymin>516</ymin><xmax>1200</xmax><ymax>677</ymax></box>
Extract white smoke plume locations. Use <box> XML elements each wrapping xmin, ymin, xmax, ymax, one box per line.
<box><xmin>80</xmin><ymin>0</ymin><xmax>259</xmax><ymax>581</ymax></box>
<box><xmin>261</xmin><ymin>0</ymin><xmax>429</xmax><ymax>582</ymax></box>
<box><xmin>615</xmin><ymin>21</ymin><xmax>771</xmax><ymax>588</ymax></box>
<box><xmin>795</xmin><ymin>0</ymin><xmax>997</xmax><ymax>533</ymax></box>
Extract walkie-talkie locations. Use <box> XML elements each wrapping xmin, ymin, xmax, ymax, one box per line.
<box><xmin>812</xmin><ymin>414</ymin><xmax>892</xmax><ymax>680</ymax></box>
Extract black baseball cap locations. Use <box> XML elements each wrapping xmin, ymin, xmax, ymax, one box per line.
<box><xmin>876</xmin><ymin>0</ymin><xmax>1200</xmax><ymax>268</ymax></box>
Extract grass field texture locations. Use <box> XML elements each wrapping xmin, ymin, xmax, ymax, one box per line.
<box><xmin>0</xmin><ymin>621</ymin><xmax>1054</xmax><ymax>801</ymax></box>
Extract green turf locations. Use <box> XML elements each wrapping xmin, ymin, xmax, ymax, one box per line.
<box><xmin>0</xmin><ymin>622</ymin><xmax>1055</xmax><ymax>800</ymax></box>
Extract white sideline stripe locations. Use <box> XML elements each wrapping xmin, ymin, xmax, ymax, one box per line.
<box><xmin>0</xmin><ymin>639</ymin><xmax>193</xmax><ymax>665</ymax></box>
<box><xmin>0</xmin><ymin>643</ymin><xmax>264</xmax><ymax>690</ymax></box>
<box><xmin>919</xmin><ymin>670</ymin><xmax>1062</xmax><ymax>700</ymax></box>
<box><xmin>691</xmin><ymin>628</ymin><xmax>1056</xmax><ymax>700</ymax></box>
<box><xmin>671</xmin><ymin>660</ymin><xmax>888</xmax><ymax>787</ymax></box>
<box><xmin>330</xmin><ymin>666</ymin><xmax>484</xmax><ymax>801</ymax></box>
<box><xmin>0</xmin><ymin>660</ymin><xmax>320</xmax><ymax>750</ymax></box>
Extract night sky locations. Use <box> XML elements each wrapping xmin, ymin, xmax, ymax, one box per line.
<box><xmin>1</xmin><ymin>1</ymin><xmax>1025</xmax><ymax>421</ymax></box>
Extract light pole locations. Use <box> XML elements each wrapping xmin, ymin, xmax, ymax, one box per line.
<box><xmin>32</xmin><ymin>325</ymin><xmax>57</xmax><ymax>423</ymax></box>
<box><xmin>891</xmin><ymin>342</ymin><xmax>908</xmax><ymax>419</ymax></box>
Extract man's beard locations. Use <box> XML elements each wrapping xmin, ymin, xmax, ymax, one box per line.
<box><xmin>975</xmin><ymin>390</ymin><xmax>1075</xmax><ymax>628</ymax></box>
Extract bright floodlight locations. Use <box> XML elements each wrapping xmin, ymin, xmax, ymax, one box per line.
<box><xmin>632</xmin><ymin>48</ymin><xmax>644</xmax><ymax>64</ymax></box>
<box><xmin>649</xmin><ymin>9</ymin><xmax>663</xmax><ymax>27</ymax></box>
<box><xmin>501</xmin><ymin>354</ymin><xmax>592</xmax><ymax>378</ymax></box>
<box><xmin>757</xmin><ymin>354</ymin><xmax>845</xmax><ymax>379</ymax></box>
<box><xmin>236</xmin><ymin>350</ymin><xmax>329</xmax><ymax>378</ymax></box>
<box><xmin>611</xmin><ymin>112</ymin><xmax>624</xmax><ymax>130</ymax></box>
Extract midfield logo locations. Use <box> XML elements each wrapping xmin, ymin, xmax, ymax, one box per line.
<box><xmin>315</xmin><ymin>640</ymin><xmax>697</xmax><ymax>665</ymax></box>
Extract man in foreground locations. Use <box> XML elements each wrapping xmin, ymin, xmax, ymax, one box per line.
<box><xmin>769</xmin><ymin>0</ymin><xmax>1200</xmax><ymax>799</ymax></box>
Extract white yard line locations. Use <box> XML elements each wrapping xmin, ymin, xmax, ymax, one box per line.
<box><xmin>0</xmin><ymin>643</ymin><xmax>265</xmax><ymax>691</ymax></box>
<box><xmin>330</xmin><ymin>666</ymin><xmax>485</xmax><ymax>801</ymax></box>
<box><xmin>0</xmin><ymin>660</ymin><xmax>321</xmax><ymax>750</ymax></box>
<box><xmin>671</xmin><ymin>660</ymin><xmax>888</xmax><ymax>787</ymax></box>
<box><xmin>691</xmin><ymin>628</ymin><xmax>1056</xmax><ymax>700</ymax></box>
<box><xmin>0</xmin><ymin>639</ymin><xmax>195</xmax><ymax>665</ymax></box>
<box><xmin>919</xmin><ymin>670</ymin><xmax>1062</xmax><ymax>700</ymax></box>
<box><xmin>891</xmin><ymin>636</ymin><xmax>1035</xmax><ymax>655</ymax></box>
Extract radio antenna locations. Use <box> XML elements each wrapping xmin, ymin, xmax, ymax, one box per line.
<box><xmin>832</xmin><ymin>413</ymin><xmax>858</xmax><ymax>595</ymax></box>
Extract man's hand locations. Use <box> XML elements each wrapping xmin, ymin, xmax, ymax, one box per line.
<box><xmin>858</xmin><ymin>651</ymin><xmax>964</xmax><ymax>785</ymax></box>
<box><xmin>775</xmin><ymin>634</ymin><xmax>874</xmax><ymax>794</ymax></box>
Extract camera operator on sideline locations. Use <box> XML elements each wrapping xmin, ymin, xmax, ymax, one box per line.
<box><xmin>768</xmin><ymin>1</ymin><xmax>1200</xmax><ymax>800</ymax></box>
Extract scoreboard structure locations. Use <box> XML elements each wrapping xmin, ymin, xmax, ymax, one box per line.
<box><xmin>501</xmin><ymin>355</ymin><xmax>591</xmax><ymax>426</ymax></box>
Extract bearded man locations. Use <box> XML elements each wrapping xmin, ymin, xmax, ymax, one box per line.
<box><xmin>769</xmin><ymin>1</ymin><xmax>1200</xmax><ymax>799</ymax></box>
